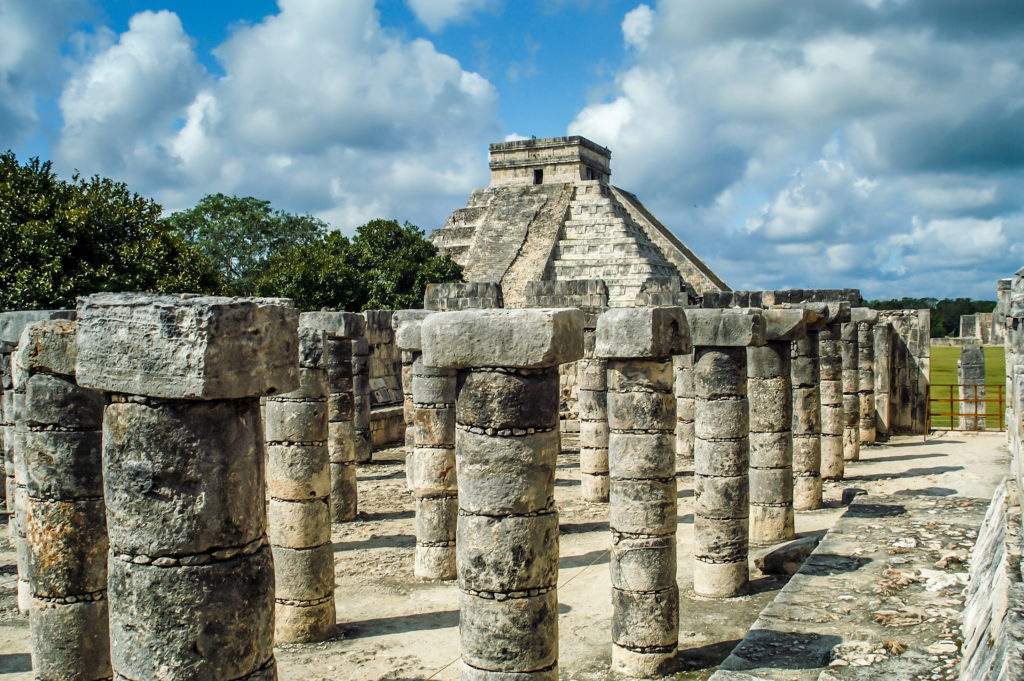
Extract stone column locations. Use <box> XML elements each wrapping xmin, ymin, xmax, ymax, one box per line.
<box><xmin>840</xmin><ymin>317</ymin><xmax>860</xmax><ymax>462</ymax></box>
<box><xmin>853</xmin><ymin>308</ymin><xmax>878</xmax><ymax>444</ymax></box>
<box><xmin>687</xmin><ymin>309</ymin><xmax>766</xmax><ymax>599</ymax></box>
<box><xmin>76</xmin><ymin>293</ymin><xmax>297</xmax><ymax>681</ymax></box>
<box><xmin>0</xmin><ymin>309</ymin><xmax>75</xmax><ymax>614</ymax></box>
<box><xmin>873</xmin><ymin>321</ymin><xmax>893</xmax><ymax>439</ymax></box>
<box><xmin>596</xmin><ymin>307</ymin><xmax>690</xmax><ymax>678</ymax></box>
<box><xmin>401</xmin><ymin>347</ymin><xmax>416</xmax><ymax>488</ymax></box>
<box><xmin>15</xmin><ymin>320</ymin><xmax>110</xmax><ymax>680</ymax></box>
<box><xmin>748</xmin><ymin>309</ymin><xmax>805</xmax><ymax>546</ymax></box>
<box><xmin>422</xmin><ymin>308</ymin><xmax>583</xmax><ymax>681</ymax></box>
<box><xmin>395</xmin><ymin>310</ymin><xmax>458</xmax><ymax>581</ymax></box>
<box><xmin>791</xmin><ymin>305</ymin><xmax>827</xmax><ymax>511</ymax></box>
<box><xmin>353</xmin><ymin>331</ymin><xmax>372</xmax><ymax>464</ymax></box>
<box><xmin>301</xmin><ymin>311</ymin><xmax>366</xmax><ymax>522</ymax></box>
<box><xmin>577</xmin><ymin>356</ymin><xmax>609</xmax><ymax>502</ymax></box>
<box><xmin>674</xmin><ymin>352</ymin><xmax>696</xmax><ymax>473</ymax></box>
<box><xmin>818</xmin><ymin>303</ymin><xmax>849</xmax><ymax>480</ymax></box>
<box><xmin>265</xmin><ymin>326</ymin><xmax>335</xmax><ymax>642</ymax></box>
<box><xmin>959</xmin><ymin>346</ymin><xmax>986</xmax><ymax>430</ymax></box>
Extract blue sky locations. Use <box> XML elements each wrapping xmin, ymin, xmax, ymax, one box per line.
<box><xmin>3</xmin><ymin>0</ymin><xmax>1024</xmax><ymax>300</ymax></box>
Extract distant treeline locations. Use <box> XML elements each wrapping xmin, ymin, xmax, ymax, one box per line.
<box><xmin>867</xmin><ymin>297</ymin><xmax>996</xmax><ymax>338</ymax></box>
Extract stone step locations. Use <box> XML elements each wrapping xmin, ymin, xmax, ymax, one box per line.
<box><xmin>552</xmin><ymin>261</ymin><xmax>678</xmax><ymax>279</ymax></box>
<box><xmin>555</xmin><ymin>243</ymin><xmax>666</xmax><ymax>260</ymax></box>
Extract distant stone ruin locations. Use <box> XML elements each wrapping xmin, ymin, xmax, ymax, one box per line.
<box><xmin>429</xmin><ymin>136</ymin><xmax>728</xmax><ymax>307</ymax></box>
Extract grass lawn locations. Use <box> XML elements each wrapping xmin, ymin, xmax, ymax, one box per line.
<box><xmin>929</xmin><ymin>345</ymin><xmax>1006</xmax><ymax>429</ymax></box>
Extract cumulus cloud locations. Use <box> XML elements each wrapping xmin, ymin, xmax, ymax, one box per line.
<box><xmin>405</xmin><ymin>0</ymin><xmax>498</xmax><ymax>32</ymax></box>
<box><xmin>55</xmin><ymin>0</ymin><xmax>499</xmax><ymax>230</ymax></box>
<box><xmin>570</xmin><ymin>0</ymin><xmax>1024</xmax><ymax>298</ymax></box>
<box><xmin>0</xmin><ymin>0</ymin><xmax>90</xmax><ymax>144</ymax></box>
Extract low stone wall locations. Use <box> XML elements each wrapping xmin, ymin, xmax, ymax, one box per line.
<box><xmin>959</xmin><ymin>478</ymin><xmax>1024</xmax><ymax>680</ymax></box>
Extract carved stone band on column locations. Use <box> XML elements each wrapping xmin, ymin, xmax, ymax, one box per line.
<box><xmin>596</xmin><ymin>306</ymin><xmax>691</xmax><ymax>679</ymax></box>
<box><xmin>77</xmin><ymin>293</ymin><xmax>298</xmax><ymax>681</ymax></box>
<box><xmin>686</xmin><ymin>308</ymin><xmax>766</xmax><ymax>599</ymax></box>
<box><xmin>265</xmin><ymin>326</ymin><xmax>336</xmax><ymax>643</ymax></box>
<box><xmin>852</xmin><ymin>308</ymin><xmax>879</xmax><ymax>444</ymax></box>
<box><xmin>0</xmin><ymin>309</ymin><xmax>75</xmax><ymax>614</ymax></box>
<box><xmin>422</xmin><ymin>308</ymin><xmax>583</xmax><ymax>681</ymax></box>
<box><xmin>748</xmin><ymin>309</ymin><xmax>805</xmax><ymax>547</ymax></box>
<box><xmin>818</xmin><ymin>302</ymin><xmax>850</xmax><ymax>480</ymax></box>
<box><xmin>300</xmin><ymin>311</ymin><xmax>367</xmax><ymax>522</ymax></box>
<box><xmin>15</xmin><ymin>319</ymin><xmax>110</xmax><ymax>681</ymax></box>
<box><xmin>395</xmin><ymin>310</ymin><xmax>458</xmax><ymax>581</ymax></box>
<box><xmin>789</xmin><ymin>304</ymin><xmax>827</xmax><ymax>511</ymax></box>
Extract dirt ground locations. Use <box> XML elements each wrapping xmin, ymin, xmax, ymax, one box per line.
<box><xmin>0</xmin><ymin>430</ymin><xmax>1010</xmax><ymax>680</ymax></box>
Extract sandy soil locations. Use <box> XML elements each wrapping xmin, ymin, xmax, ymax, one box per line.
<box><xmin>0</xmin><ymin>430</ymin><xmax>1010</xmax><ymax>680</ymax></box>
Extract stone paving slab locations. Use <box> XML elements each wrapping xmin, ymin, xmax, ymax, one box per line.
<box><xmin>713</xmin><ymin>493</ymin><xmax>984</xmax><ymax>681</ymax></box>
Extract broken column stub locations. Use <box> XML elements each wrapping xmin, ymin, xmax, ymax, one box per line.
<box><xmin>686</xmin><ymin>308</ymin><xmax>766</xmax><ymax>599</ymax></box>
<box><xmin>959</xmin><ymin>346</ymin><xmax>986</xmax><ymax>430</ymax></box>
<box><xmin>0</xmin><ymin>308</ymin><xmax>76</xmax><ymax>614</ymax></box>
<box><xmin>265</xmin><ymin>326</ymin><xmax>336</xmax><ymax>642</ymax></box>
<box><xmin>597</xmin><ymin>307</ymin><xmax>691</xmax><ymax>679</ymax></box>
<box><xmin>840</xmin><ymin>316</ymin><xmax>860</xmax><ymax>462</ymax></box>
<box><xmin>747</xmin><ymin>309</ymin><xmax>805</xmax><ymax>547</ymax></box>
<box><xmin>818</xmin><ymin>302</ymin><xmax>850</xmax><ymax>480</ymax></box>
<box><xmin>299</xmin><ymin>311</ymin><xmax>367</xmax><ymax>521</ymax></box>
<box><xmin>852</xmin><ymin>308</ymin><xmax>878</xmax><ymax>444</ymax></box>
<box><xmin>395</xmin><ymin>310</ymin><xmax>458</xmax><ymax>580</ymax></box>
<box><xmin>77</xmin><ymin>293</ymin><xmax>298</xmax><ymax>681</ymax></box>
<box><xmin>422</xmin><ymin>308</ymin><xmax>583</xmax><ymax>681</ymax></box>
<box><xmin>15</xmin><ymin>320</ymin><xmax>110</xmax><ymax>681</ymax></box>
<box><xmin>790</xmin><ymin>304</ymin><xmax>827</xmax><ymax>511</ymax></box>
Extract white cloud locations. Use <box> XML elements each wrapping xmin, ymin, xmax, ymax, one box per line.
<box><xmin>0</xmin><ymin>0</ymin><xmax>90</xmax><ymax>143</ymax></box>
<box><xmin>55</xmin><ymin>0</ymin><xmax>499</xmax><ymax>231</ymax></box>
<box><xmin>405</xmin><ymin>0</ymin><xmax>497</xmax><ymax>32</ymax></box>
<box><xmin>570</xmin><ymin>0</ymin><xmax>1024</xmax><ymax>299</ymax></box>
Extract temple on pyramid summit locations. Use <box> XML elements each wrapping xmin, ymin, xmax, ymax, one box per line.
<box><xmin>428</xmin><ymin>135</ymin><xmax>729</xmax><ymax>307</ymax></box>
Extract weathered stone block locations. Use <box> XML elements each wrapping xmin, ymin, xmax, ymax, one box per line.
<box><xmin>298</xmin><ymin>310</ymin><xmax>365</xmax><ymax>339</ymax></box>
<box><xmin>407</xmin><ymin>446</ymin><xmax>457</xmax><ymax>497</ymax></box>
<box><xmin>606</xmin><ymin>391</ymin><xmax>674</xmax><ymax>431</ymax></box>
<box><xmin>103</xmin><ymin>399</ymin><xmax>266</xmax><ymax>557</ymax></box>
<box><xmin>421</xmin><ymin>309</ymin><xmax>584</xmax><ymax>369</ymax></box>
<box><xmin>392</xmin><ymin>309</ymin><xmax>434</xmax><ymax>352</ymax></box>
<box><xmin>265</xmin><ymin>444</ymin><xmax>330</xmax><ymax>500</ymax></box>
<box><xmin>459</xmin><ymin>591</ymin><xmax>558</xmax><ymax>672</ymax></box>
<box><xmin>695</xmin><ymin>475</ymin><xmax>749</xmax><ymax>518</ymax></box>
<box><xmin>271</xmin><ymin>544</ymin><xmax>334</xmax><ymax>601</ymax></box>
<box><xmin>457</xmin><ymin>429</ymin><xmax>557</xmax><ymax>516</ymax></box>
<box><xmin>610</xmin><ymin>535</ymin><xmax>676</xmax><ymax>592</ymax></box>
<box><xmin>609</xmin><ymin>478</ymin><xmax>676</xmax><ymax>536</ymax></box>
<box><xmin>13</xmin><ymin>319</ymin><xmax>77</xmax><ymax>379</ymax></box>
<box><xmin>20</xmin><ymin>373</ymin><xmax>103</xmax><ymax>430</ymax></box>
<box><xmin>457</xmin><ymin>371</ymin><xmax>558</xmax><ymax>430</ymax></box>
<box><xmin>268</xmin><ymin>498</ymin><xmax>331</xmax><ymax>549</ymax></box>
<box><xmin>595</xmin><ymin>306</ymin><xmax>690</xmax><ymax>359</ymax></box>
<box><xmin>0</xmin><ymin>310</ymin><xmax>75</xmax><ymax>345</ymax></box>
<box><xmin>415</xmin><ymin>497</ymin><xmax>457</xmax><ymax>543</ymax></box>
<box><xmin>611</xmin><ymin>586</ymin><xmax>679</xmax><ymax>648</ymax></box>
<box><xmin>77</xmin><ymin>294</ymin><xmax>298</xmax><ymax>399</ymax></box>
<box><xmin>30</xmin><ymin>599</ymin><xmax>111</xmax><ymax>681</ymax></box>
<box><xmin>694</xmin><ymin>399</ymin><xmax>749</xmax><ymax>440</ymax></box>
<box><xmin>762</xmin><ymin>309</ymin><xmax>806</xmax><ymax>342</ymax></box>
<box><xmin>21</xmin><ymin>430</ymin><xmax>103</xmax><ymax>499</ymax></box>
<box><xmin>685</xmin><ymin>309</ymin><xmax>766</xmax><ymax>347</ymax></box>
<box><xmin>458</xmin><ymin>513</ymin><xmax>559</xmax><ymax>592</ymax></box>
<box><xmin>607</xmin><ymin>433</ymin><xmax>675</xmax><ymax>479</ymax></box>
<box><xmin>108</xmin><ymin>550</ymin><xmax>274</xmax><ymax>680</ymax></box>
<box><xmin>694</xmin><ymin>438</ymin><xmax>748</xmax><ymax>476</ymax></box>
<box><xmin>26</xmin><ymin>498</ymin><xmax>108</xmax><ymax>597</ymax></box>
<box><xmin>694</xmin><ymin>347</ymin><xmax>747</xmax><ymax>398</ymax></box>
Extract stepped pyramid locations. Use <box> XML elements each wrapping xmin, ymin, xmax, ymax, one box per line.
<box><xmin>429</xmin><ymin>136</ymin><xmax>728</xmax><ymax>307</ymax></box>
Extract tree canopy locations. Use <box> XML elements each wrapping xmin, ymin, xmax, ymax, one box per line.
<box><xmin>0</xmin><ymin>152</ymin><xmax>222</xmax><ymax>311</ymax></box>
<box><xmin>254</xmin><ymin>219</ymin><xmax>463</xmax><ymax>311</ymax></box>
<box><xmin>163</xmin><ymin>193</ymin><xmax>328</xmax><ymax>296</ymax></box>
<box><xmin>868</xmin><ymin>297</ymin><xmax>997</xmax><ymax>337</ymax></box>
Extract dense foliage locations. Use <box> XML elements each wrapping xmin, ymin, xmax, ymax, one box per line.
<box><xmin>0</xmin><ymin>152</ymin><xmax>222</xmax><ymax>310</ymax></box>
<box><xmin>254</xmin><ymin>219</ymin><xmax>463</xmax><ymax>311</ymax></box>
<box><xmin>868</xmin><ymin>297</ymin><xmax>997</xmax><ymax>337</ymax></box>
<box><xmin>163</xmin><ymin>193</ymin><xmax>328</xmax><ymax>296</ymax></box>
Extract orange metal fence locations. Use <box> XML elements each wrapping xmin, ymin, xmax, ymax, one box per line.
<box><xmin>928</xmin><ymin>383</ymin><xmax>1005</xmax><ymax>431</ymax></box>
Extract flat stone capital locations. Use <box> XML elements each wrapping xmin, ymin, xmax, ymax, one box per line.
<box><xmin>827</xmin><ymin>301</ymin><xmax>851</xmax><ymax>324</ymax></box>
<box><xmin>421</xmin><ymin>308</ymin><xmax>584</xmax><ymax>369</ymax></box>
<box><xmin>763</xmin><ymin>308</ymin><xmax>806</xmax><ymax>342</ymax></box>
<box><xmin>297</xmin><ymin>326</ymin><xmax>327</xmax><ymax>369</ymax></box>
<box><xmin>392</xmin><ymin>309</ymin><xmax>435</xmax><ymax>352</ymax></box>
<box><xmin>684</xmin><ymin>308</ymin><xmax>766</xmax><ymax>347</ymax></box>
<box><xmin>14</xmin><ymin>319</ymin><xmax>77</xmax><ymax>379</ymax></box>
<box><xmin>777</xmin><ymin>303</ymin><xmax>828</xmax><ymax>330</ymax></box>
<box><xmin>0</xmin><ymin>310</ymin><xmax>75</xmax><ymax>345</ymax></box>
<box><xmin>298</xmin><ymin>310</ymin><xmax>365</xmax><ymax>339</ymax></box>
<box><xmin>594</xmin><ymin>306</ymin><xmax>691</xmax><ymax>359</ymax></box>
<box><xmin>76</xmin><ymin>293</ymin><xmax>299</xmax><ymax>399</ymax></box>
<box><xmin>851</xmin><ymin>307</ymin><xmax>880</xmax><ymax>324</ymax></box>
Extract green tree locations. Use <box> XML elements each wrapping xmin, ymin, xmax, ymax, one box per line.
<box><xmin>164</xmin><ymin>193</ymin><xmax>328</xmax><ymax>296</ymax></box>
<box><xmin>254</xmin><ymin>231</ymin><xmax>364</xmax><ymax>311</ymax></box>
<box><xmin>0</xmin><ymin>152</ymin><xmax>222</xmax><ymax>311</ymax></box>
<box><xmin>253</xmin><ymin>218</ymin><xmax>462</xmax><ymax>311</ymax></box>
